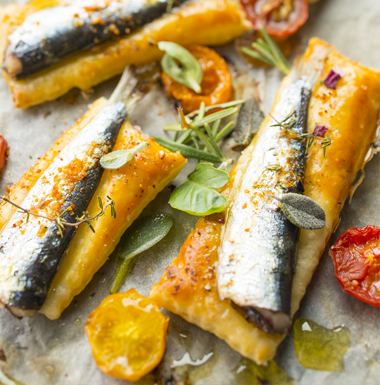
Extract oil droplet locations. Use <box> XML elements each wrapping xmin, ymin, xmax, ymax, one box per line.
<box><xmin>293</xmin><ymin>317</ymin><xmax>351</xmax><ymax>372</ymax></box>
<box><xmin>74</xmin><ymin>318</ymin><xmax>82</xmax><ymax>325</ymax></box>
<box><xmin>178</xmin><ymin>332</ymin><xmax>192</xmax><ymax>353</ymax></box>
<box><xmin>234</xmin><ymin>357</ymin><xmax>294</xmax><ymax>385</ymax></box>
<box><xmin>142</xmin><ymin>266</ymin><xmax>154</xmax><ymax>275</ymax></box>
<box><xmin>170</xmin><ymin>334</ymin><xmax>218</xmax><ymax>384</ymax></box>
<box><xmin>45</xmin><ymin>364</ymin><xmax>55</xmax><ymax>373</ymax></box>
<box><xmin>171</xmin><ymin>352</ymin><xmax>214</xmax><ymax>368</ymax></box>
<box><xmin>365</xmin><ymin>359</ymin><xmax>374</xmax><ymax>368</ymax></box>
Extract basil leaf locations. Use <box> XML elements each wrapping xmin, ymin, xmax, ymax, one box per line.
<box><xmin>110</xmin><ymin>213</ymin><xmax>174</xmax><ymax>293</ymax></box>
<box><xmin>280</xmin><ymin>193</ymin><xmax>326</xmax><ymax>230</ymax></box>
<box><xmin>169</xmin><ymin>163</ymin><xmax>229</xmax><ymax>216</ymax></box>
<box><xmin>158</xmin><ymin>41</ymin><xmax>203</xmax><ymax>93</ymax></box>
<box><xmin>100</xmin><ymin>142</ymin><xmax>148</xmax><ymax>170</ymax></box>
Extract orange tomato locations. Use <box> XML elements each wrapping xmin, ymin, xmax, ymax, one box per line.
<box><xmin>85</xmin><ymin>288</ymin><xmax>169</xmax><ymax>382</ymax></box>
<box><xmin>162</xmin><ymin>45</ymin><xmax>232</xmax><ymax>113</ymax></box>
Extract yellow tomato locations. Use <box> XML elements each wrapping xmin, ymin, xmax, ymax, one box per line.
<box><xmin>85</xmin><ymin>288</ymin><xmax>169</xmax><ymax>382</ymax></box>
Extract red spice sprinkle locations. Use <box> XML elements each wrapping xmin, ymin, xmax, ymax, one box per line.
<box><xmin>164</xmin><ymin>265</ymin><xmax>178</xmax><ymax>278</ymax></box>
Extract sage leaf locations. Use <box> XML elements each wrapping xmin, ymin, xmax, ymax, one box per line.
<box><xmin>100</xmin><ymin>142</ymin><xmax>148</xmax><ymax>169</ymax></box>
<box><xmin>233</xmin><ymin>98</ymin><xmax>264</xmax><ymax>151</ymax></box>
<box><xmin>159</xmin><ymin>41</ymin><xmax>203</xmax><ymax>93</ymax></box>
<box><xmin>110</xmin><ymin>213</ymin><xmax>174</xmax><ymax>293</ymax></box>
<box><xmin>280</xmin><ymin>193</ymin><xmax>326</xmax><ymax>230</ymax></box>
<box><xmin>169</xmin><ymin>163</ymin><xmax>229</xmax><ymax>216</ymax></box>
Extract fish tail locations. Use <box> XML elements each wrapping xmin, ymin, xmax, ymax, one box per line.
<box><xmin>290</xmin><ymin>43</ymin><xmax>333</xmax><ymax>87</ymax></box>
<box><xmin>107</xmin><ymin>66</ymin><xmax>139</xmax><ymax>109</ymax></box>
<box><xmin>108</xmin><ymin>64</ymin><xmax>160</xmax><ymax>113</ymax></box>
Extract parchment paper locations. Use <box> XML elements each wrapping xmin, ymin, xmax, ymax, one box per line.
<box><xmin>0</xmin><ymin>0</ymin><xmax>379</xmax><ymax>384</ymax></box>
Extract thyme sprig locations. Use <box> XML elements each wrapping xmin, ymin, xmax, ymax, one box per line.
<box><xmin>0</xmin><ymin>195</ymin><xmax>116</xmax><ymax>237</ymax></box>
<box><xmin>240</xmin><ymin>27</ymin><xmax>291</xmax><ymax>75</ymax></box>
<box><xmin>270</xmin><ymin>112</ymin><xmax>332</xmax><ymax>157</ymax></box>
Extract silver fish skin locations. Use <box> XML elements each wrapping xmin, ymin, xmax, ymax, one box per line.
<box><xmin>217</xmin><ymin>64</ymin><xmax>321</xmax><ymax>335</ymax></box>
<box><xmin>3</xmin><ymin>0</ymin><xmax>188</xmax><ymax>79</ymax></box>
<box><xmin>0</xmin><ymin>101</ymin><xmax>127</xmax><ymax>315</ymax></box>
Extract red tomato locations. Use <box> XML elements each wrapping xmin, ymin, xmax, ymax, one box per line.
<box><xmin>0</xmin><ymin>135</ymin><xmax>9</xmax><ymax>175</ymax></box>
<box><xmin>330</xmin><ymin>226</ymin><xmax>380</xmax><ymax>307</ymax></box>
<box><xmin>240</xmin><ymin>0</ymin><xmax>309</xmax><ymax>38</ymax></box>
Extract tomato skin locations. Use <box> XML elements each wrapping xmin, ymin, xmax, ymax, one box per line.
<box><xmin>240</xmin><ymin>0</ymin><xmax>309</xmax><ymax>38</ymax></box>
<box><xmin>0</xmin><ymin>135</ymin><xmax>9</xmax><ymax>175</ymax></box>
<box><xmin>162</xmin><ymin>45</ymin><xmax>232</xmax><ymax>113</ymax></box>
<box><xmin>241</xmin><ymin>0</ymin><xmax>282</xmax><ymax>24</ymax></box>
<box><xmin>85</xmin><ymin>289</ymin><xmax>169</xmax><ymax>382</ymax></box>
<box><xmin>330</xmin><ymin>226</ymin><xmax>380</xmax><ymax>307</ymax></box>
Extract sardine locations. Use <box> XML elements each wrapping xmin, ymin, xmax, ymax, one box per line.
<box><xmin>217</xmin><ymin>62</ymin><xmax>322</xmax><ymax>334</ymax></box>
<box><xmin>3</xmin><ymin>0</ymin><xmax>188</xmax><ymax>79</ymax></box>
<box><xmin>0</xmin><ymin>68</ymin><xmax>145</xmax><ymax>316</ymax></box>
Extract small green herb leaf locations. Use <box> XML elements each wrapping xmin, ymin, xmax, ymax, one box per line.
<box><xmin>169</xmin><ymin>163</ymin><xmax>229</xmax><ymax>216</ymax></box>
<box><xmin>110</xmin><ymin>213</ymin><xmax>174</xmax><ymax>293</ymax></box>
<box><xmin>159</xmin><ymin>41</ymin><xmax>203</xmax><ymax>93</ymax></box>
<box><xmin>100</xmin><ymin>142</ymin><xmax>148</xmax><ymax>170</ymax></box>
<box><xmin>280</xmin><ymin>193</ymin><xmax>326</xmax><ymax>230</ymax></box>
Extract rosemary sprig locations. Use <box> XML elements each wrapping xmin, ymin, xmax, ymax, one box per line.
<box><xmin>270</xmin><ymin>112</ymin><xmax>332</xmax><ymax>157</ymax></box>
<box><xmin>240</xmin><ymin>27</ymin><xmax>291</xmax><ymax>75</ymax></box>
<box><xmin>1</xmin><ymin>195</ymin><xmax>116</xmax><ymax>237</ymax></box>
<box><xmin>157</xmin><ymin>101</ymin><xmax>243</xmax><ymax>163</ymax></box>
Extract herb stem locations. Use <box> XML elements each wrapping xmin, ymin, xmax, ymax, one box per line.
<box><xmin>154</xmin><ymin>137</ymin><xmax>224</xmax><ymax>163</ymax></box>
<box><xmin>215</xmin><ymin>121</ymin><xmax>235</xmax><ymax>141</ymax></box>
<box><xmin>186</xmin><ymin>100</ymin><xmax>244</xmax><ymax>119</ymax></box>
<box><xmin>212</xmin><ymin>119</ymin><xmax>221</xmax><ymax>136</ymax></box>
<box><xmin>269</xmin><ymin>113</ymin><xmax>332</xmax><ymax>156</ymax></box>
<box><xmin>240</xmin><ymin>27</ymin><xmax>291</xmax><ymax>75</ymax></box>
<box><xmin>0</xmin><ymin>195</ymin><xmax>116</xmax><ymax>237</ymax></box>
<box><xmin>111</xmin><ymin>257</ymin><xmax>136</xmax><ymax>294</ymax></box>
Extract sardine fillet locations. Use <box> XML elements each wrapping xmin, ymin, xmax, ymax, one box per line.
<box><xmin>39</xmin><ymin>119</ymin><xmax>187</xmax><ymax>320</ymax></box>
<box><xmin>0</xmin><ymin>0</ymin><xmax>250</xmax><ymax>108</ymax></box>
<box><xmin>150</xmin><ymin>38</ymin><xmax>380</xmax><ymax>364</ymax></box>
<box><xmin>0</xmin><ymin>97</ymin><xmax>186</xmax><ymax>319</ymax></box>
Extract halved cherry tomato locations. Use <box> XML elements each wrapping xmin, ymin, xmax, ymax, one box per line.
<box><xmin>0</xmin><ymin>135</ymin><xmax>9</xmax><ymax>175</ymax></box>
<box><xmin>330</xmin><ymin>226</ymin><xmax>380</xmax><ymax>307</ymax></box>
<box><xmin>161</xmin><ymin>45</ymin><xmax>232</xmax><ymax>113</ymax></box>
<box><xmin>241</xmin><ymin>0</ymin><xmax>282</xmax><ymax>24</ymax></box>
<box><xmin>85</xmin><ymin>289</ymin><xmax>169</xmax><ymax>382</ymax></box>
<box><xmin>240</xmin><ymin>0</ymin><xmax>309</xmax><ymax>38</ymax></box>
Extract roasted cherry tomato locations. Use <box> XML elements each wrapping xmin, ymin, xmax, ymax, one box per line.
<box><xmin>85</xmin><ymin>289</ymin><xmax>169</xmax><ymax>382</ymax></box>
<box><xmin>162</xmin><ymin>45</ymin><xmax>232</xmax><ymax>113</ymax></box>
<box><xmin>0</xmin><ymin>134</ymin><xmax>9</xmax><ymax>175</ymax></box>
<box><xmin>330</xmin><ymin>226</ymin><xmax>380</xmax><ymax>307</ymax></box>
<box><xmin>241</xmin><ymin>0</ymin><xmax>282</xmax><ymax>22</ymax></box>
<box><xmin>240</xmin><ymin>0</ymin><xmax>309</xmax><ymax>38</ymax></box>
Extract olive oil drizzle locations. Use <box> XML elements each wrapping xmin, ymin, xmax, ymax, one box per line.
<box><xmin>293</xmin><ymin>317</ymin><xmax>351</xmax><ymax>372</ymax></box>
<box><xmin>234</xmin><ymin>357</ymin><xmax>295</xmax><ymax>385</ymax></box>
